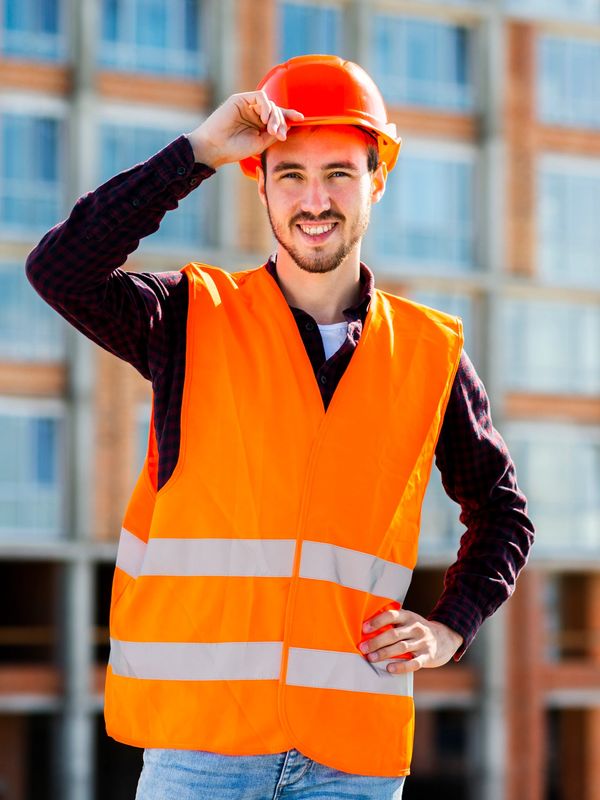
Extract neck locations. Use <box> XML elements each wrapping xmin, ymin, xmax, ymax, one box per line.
<box><xmin>273</xmin><ymin>247</ymin><xmax>362</xmax><ymax>324</ymax></box>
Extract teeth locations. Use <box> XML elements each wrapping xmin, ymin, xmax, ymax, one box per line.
<box><xmin>299</xmin><ymin>223</ymin><xmax>335</xmax><ymax>236</ymax></box>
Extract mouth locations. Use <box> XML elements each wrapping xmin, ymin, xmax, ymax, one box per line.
<box><xmin>295</xmin><ymin>221</ymin><xmax>339</xmax><ymax>244</ymax></box>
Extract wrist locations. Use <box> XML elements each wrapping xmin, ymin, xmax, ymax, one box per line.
<box><xmin>185</xmin><ymin>131</ymin><xmax>225</xmax><ymax>170</ymax></box>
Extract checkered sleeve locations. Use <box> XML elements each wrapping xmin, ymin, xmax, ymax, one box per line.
<box><xmin>25</xmin><ymin>135</ymin><xmax>215</xmax><ymax>380</ymax></box>
<box><xmin>427</xmin><ymin>351</ymin><xmax>535</xmax><ymax>660</ymax></box>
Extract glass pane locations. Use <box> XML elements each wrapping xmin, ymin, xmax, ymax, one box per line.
<box><xmin>506</xmin><ymin>429</ymin><xmax>600</xmax><ymax>553</ymax></box>
<box><xmin>538</xmin><ymin>160</ymin><xmax>600</xmax><ymax>286</ymax></box>
<box><xmin>0</xmin><ymin>413</ymin><xmax>63</xmax><ymax>538</ymax></box>
<box><xmin>103</xmin><ymin>0</ymin><xmax>119</xmax><ymax>40</ymax></box>
<box><xmin>280</xmin><ymin>2</ymin><xmax>342</xmax><ymax>61</ymax></box>
<box><xmin>0</xmin><ymin>263</ymin><xmax>65</xmax><ymax>360</ymax></box>
<box><xmin>184</xmin><ymin>0</ymin><xmax>198</xmax><ymax>51</ymax></box>
<box><xmin>504</xmin><ymin>300</ymin><xmax>600</xmax><ymax>394</ymax></box>
<box><xmin>40</xmin><ymin>0</ymin><xmax>59</xmax><ymax>33</ymax></box>
<box><xmin>538</xmin><ymin>36</ymin><xmax>600</xmax><ymax>129</ymax></box>
<box><xmin>100</xmin><ymin>0</ymin><xmax>203</xmax><ymax>76</ymax></box>
<box><xmin>2</xmin><ymin>0</ymin><xmax>63</xmax><ymax>60</ymax></box>
<box><xmin>0</xmin><ymin>115</ymin><xmax>62</xmax><ymax>233</ymax></box>
<box><xmin>5</xmin><ymin>0</ymin><xmax>27</xmax><ymax>30</ymax></box>
<box><xmin>135</xmin><ymin>0</ymin><xmax>167</xmax><ymax>47</ymax></box>
<box><xmin>507</xmin><ymin>0</ymin><xmax>600</xmax><ymax>22</ymax></box>
<box><xmin>372</xmin><ymin>152</ymin><xmax>475</xmax><ymax>270</ymax></box>
<box><xmin>373</xmin><ymin>14</ymin><xmax>473</xmax><ymax>111</ymax></box>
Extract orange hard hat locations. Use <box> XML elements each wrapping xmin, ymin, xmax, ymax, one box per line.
<box><xmin>239</xmin><ymin>54</ymin><xmax>402</xmax><ymax>179</ymax></box>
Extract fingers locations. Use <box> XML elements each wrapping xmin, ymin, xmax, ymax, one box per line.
<box><xmin>363</xmin><ymin>607</ymin><xmax>414</xmax><ymax>633</ymax></box>
<box><xmin>360</xmin><ymin>628</ymin><xmax>421</xmax><ymax>662</ymax></box>
<box><xmin>246</xmin><ymin>91</ymin><xmax>303</xmax><ymax>141</ymax></box>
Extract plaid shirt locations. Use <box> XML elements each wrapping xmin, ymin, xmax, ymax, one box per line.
<box><xmin>26</xmin><ymin>135</ymin><xmax>534</xmax><ymax>660</ymax></box>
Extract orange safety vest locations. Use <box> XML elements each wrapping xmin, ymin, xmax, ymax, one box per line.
<box><xmin>105</xmin><ymin>262</ymin><xmax>463</xmax><ymax>777</ymax></box>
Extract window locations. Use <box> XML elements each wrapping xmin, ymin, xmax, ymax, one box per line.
<box><xmin>1</xmin><ymin>0</ymin><xmax>64</xmax><ymax>61</ymax></box>
<box><xmin>538</xmin><ymin>36</ymin><xmax>600</xmax><ymax>130</ymax></box>
<box><xmin>538</xmin><ymin>156</ymin><xmax>600</xmax><ymax>286</ymax></box>
<box><xmin>370</xmin><ymin>147</ymin><xmax>476</xmax><ymax>271</ymax></box>
<box><xmin>373</xmin><ymin>15</ymin><xmax>473</xmax><ymax>111</ymax></box>
<box><xmin>0</xmin><ymin>113</ymin><xmax>63</xmax><ymax>235</ymax></box>
<box><xmin>0</xmin><ymin>262</ymin><xmax>65</xmax><ymax>361</ymax></box>
<box><xmin>100</xmin><ymin>0</ymin><xmax>204</xmax><ymax>77</ymax></box>
<box><xmin>279</xmin><ymin>1</ymin><xmax>343</xmax><ymax>61</ymax></box>
<box><xmin>504</xmin><ymin>299</ymin><xmax>600</xmax><ymax>395</ymax></box>
<box><xmin>507</xmin><ymin>0</ymin><xmax>600</xmax><ymax>22</ymax></box>
<box><xmin>505</xmin><ymin>423</ymin><xmax>600</xmax><ymax>553</ymax></box>
<box><xmin>100</xmin><ymin>122</ymin><xmax>209</xmax><ymax>249</ymax></box>
<box><xmin>0</xmin><ymin>402</ymin><xmax>65</xmax><ymax>538</ymax></box>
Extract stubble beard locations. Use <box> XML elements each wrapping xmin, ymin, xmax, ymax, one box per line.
<box><xmin>265</xmin><ymin>193</ymin><xmax>372</xmax><ymax>275</ymax></box>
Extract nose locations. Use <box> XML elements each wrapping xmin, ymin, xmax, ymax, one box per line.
<box><xmin>299</xmin><ymin>177</ymin><xmax>331</xmax><ymax>217</ymax></box>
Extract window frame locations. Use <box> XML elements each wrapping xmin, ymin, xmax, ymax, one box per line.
<box><xmin>0</xmin><ymin>0</ymin><xmax>68</xmax><ymax>62</ymax></box>
<box><xmin>366</xmin><ymin>137</ymin><xmax>480</xmax><ymax>276</ymax></box>
<box><xmin>0</xmin><ymin>96</ymin><xmax>67</xmax><ymax>240</ymax></box>
<box><xmin>0</xmin><ymin>397</ymin><xmax>67</xmax><ymax>540</ymax></box>
<box><xmin>536</xmin><ymin>152</ymin><xmax>600</xmax><ymax>288</ymax></box>
<box><xmin>371</xmin><ymin>10</ymin><xmax>476</xmax><ymax>112</ymax></box>
<box><xmin>99</xmin><ymin>0</ymin><xmax>206</xmax><ymax>78</ymax></box>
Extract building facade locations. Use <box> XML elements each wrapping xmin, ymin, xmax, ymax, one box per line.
<box><xmin>0</xmin><ymin>1</ymin><xmax>599</xmax><ymax>798</ymax></box>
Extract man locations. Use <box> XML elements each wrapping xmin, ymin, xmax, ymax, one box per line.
<box><xmin>27</xmin><ymin>55</ymin><xmax>534</xmax><ymax>799</ymax></box>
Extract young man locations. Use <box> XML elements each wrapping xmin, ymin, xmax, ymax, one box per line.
<box><xmin>27</xmin><ymin>55</ymin><xmax>534</xmax><ymax>799</ymax></box>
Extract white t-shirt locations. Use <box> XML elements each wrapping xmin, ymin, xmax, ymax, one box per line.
<box><xmin>318</xmin><ymin>321</ymin><xmax>349</xmax><ymax>361</ymax></box>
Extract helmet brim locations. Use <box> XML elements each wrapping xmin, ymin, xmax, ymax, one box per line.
<box><xmin>239</xmin><ymin>116</ymin><xmax>402</xmax><ymax>179</ymax></box>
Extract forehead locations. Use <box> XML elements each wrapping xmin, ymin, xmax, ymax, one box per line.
<box><xmin>266</xmin><ymin>124</ymin><xmax>370</xmax><ymax>168</ymax></box>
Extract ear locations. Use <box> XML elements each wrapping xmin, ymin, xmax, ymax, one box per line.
<box><xmin>370</xmin><ymin>161</ymin><xmax>387</xmax><ymax>204</ymax></box>
<box><xmin>257</xmin><ymin>165</ymin><xmax>267</xmax><ymax>208</ymax></box>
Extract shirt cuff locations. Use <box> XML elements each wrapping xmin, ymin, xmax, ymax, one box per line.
<box><xmin>150</xmin><ymin>134</ymin><xmax>216</xmax><ymax>200</ymax></box>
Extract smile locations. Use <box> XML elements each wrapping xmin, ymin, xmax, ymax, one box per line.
<box><xmin>296</xmin><ymin>222</ymin><xmax>338</xmax><ymax>242</ymax></box>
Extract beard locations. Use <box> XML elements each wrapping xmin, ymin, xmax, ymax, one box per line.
<box><xmin>265</xmin><ymin>194</ymin><xmax>372</xmax><ymax>275</ymax></box>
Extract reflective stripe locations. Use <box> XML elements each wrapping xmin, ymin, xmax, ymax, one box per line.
<box><xmin>109</xmin><ymin>639</ymin><xmax>413</xmax><ymax>697</ymax></box>
<box><xmin>116</xmin><ymin>528</ymin><xmax>147</xmax><ymax>579</ymax></box>
<box><xmin>286</xmin><ymin>647</ymin><xmax>413</xmax><ymax>697</ymax></box>
<box><xmin>140</xmin><ymin>538</ymin><xmax>296</xmax><ymax>577</ymax></box>
<box><xmin>109</xmin><ymin>639</ymin><xmax>283</xmax><ymax>681</ymax></box>
<box><xmin>116</xmin><ymin>534</ymin><xmax>412</xmax><ymax>604</ymax></box>
<box><xmin>299</xmin><ymin>541</ymin><xmax>413</xmax><ymax>604</ymax></box>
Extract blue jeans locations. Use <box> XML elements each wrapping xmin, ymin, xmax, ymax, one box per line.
<box><xmin>135</xmin><ymin>748</ymin><xmax>406</xmax><ymax>799</ymax></box>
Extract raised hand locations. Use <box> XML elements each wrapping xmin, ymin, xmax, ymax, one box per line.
<box><xmin>186</xmin><ymin>91</ymin><xmax>304</xmax><ymax>169</ymax></box>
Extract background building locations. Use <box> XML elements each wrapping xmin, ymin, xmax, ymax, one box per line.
<box><xmin>0</xmin><ymin>0</ymin><xmax>598</xmax><ymax>798</ymax></box>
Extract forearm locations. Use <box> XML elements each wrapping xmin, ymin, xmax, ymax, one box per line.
<box><xmin>25</xmin><ymin>135</ymin><xmax>214</xmax><ymax>376</ymax></box>
<box><xmin>26</xmin><ymin>135</ymin><xmax>213</xmax><ymax>302</ymax></box>
<box><xmin>428</xmin><ymin>351</ymin><xmax>535</xmax><ymax>660</ymax></box>
<box><xmin>427</xmin><ymin>505</ymin><xmax>533</xmax><ymax>659</ymax></box>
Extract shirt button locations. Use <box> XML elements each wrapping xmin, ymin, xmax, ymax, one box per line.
<box><xmin>305</xmin><ymin>321</ymin><xmax>315</xmax><ymax>331</ymax></box>
<box><xmin>131</xmin><ymin>198</ymin><xmax>141</xmax><ymax>208</ymax></box>
<box><xmin>177</xmin><ymin>166</ymin><xmax>187</xmax><ymax>176</ymax></box>
<box><xmin>189</xmin><ymin>177</ymin><xmax>198</xmax><ymax>187</ymax></box>
<box><xmin>319</xmin><ymin>375</ymin><xmax>327</xmax><ymax>385</ymax></box>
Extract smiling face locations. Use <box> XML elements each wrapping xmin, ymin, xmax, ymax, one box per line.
<box><xmin>257</xmin><ymin>125</ymin><xmax>386</xmax><ymax>275</ymax></box>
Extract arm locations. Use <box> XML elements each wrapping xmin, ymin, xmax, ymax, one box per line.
<box><xmin>358</xmin><ymin>351</ymin><xmax>535</xmax><ymax>673</ymax></box>
<box><xmin>427</xmin><ymin>350</ymin><xmax>535</xmax><ymax>659</ymax></box>
<box><xmin>26</xmin><ymin>91</ymin><xmax>304</xmax><ymax>379</ymax></box>
<box><xmin>25</xmin><ymin>135</ymin><xmax>214</xmax><ymax>380</ymax></box>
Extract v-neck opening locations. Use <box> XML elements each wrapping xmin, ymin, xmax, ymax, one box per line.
<box><xmin>258</xmin><ymin>264</ymin><xmax>378</xmax><ymax>419</ymax></box>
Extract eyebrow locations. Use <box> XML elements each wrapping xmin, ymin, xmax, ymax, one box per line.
<box><xmin>271</xmin><ymin>160</ymin><xmax>360</xmax><ymax>174</ymax></box>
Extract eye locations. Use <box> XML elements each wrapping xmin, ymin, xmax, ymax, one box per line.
<box><xmin>280</xmin><ymin>172</ymin><xmax>302</xmax><ymax>180</ymax></box>
<box><xmin>329</xmin><ymin>171</ymin><xmax>351</xmax><ymax>179</ymax></box>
